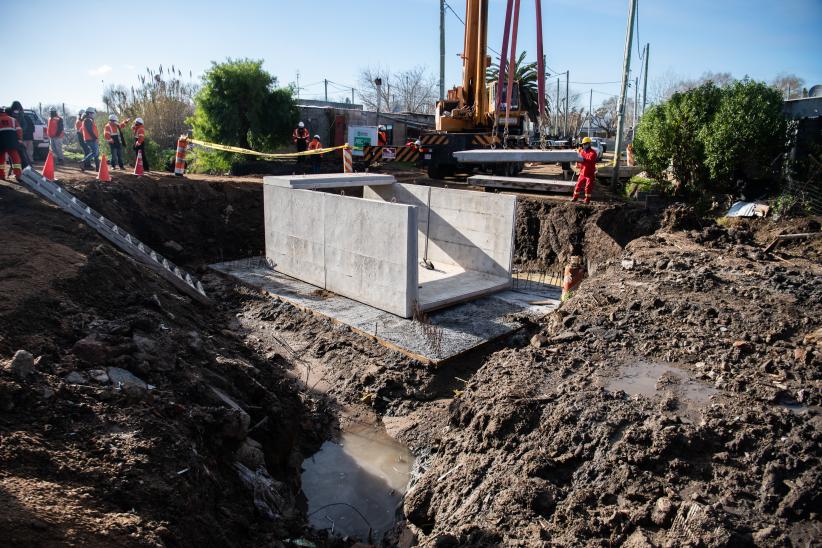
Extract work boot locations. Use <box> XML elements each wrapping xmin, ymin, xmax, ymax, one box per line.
<box><xmin>583</xmin><ymin>196</ymin><xmax>591</xmax><ymax>204</ymax></box>
<box><xmin>570</xmin><ymin>195</ymin><xmax>578</xmax><ymax>202</ymax></box>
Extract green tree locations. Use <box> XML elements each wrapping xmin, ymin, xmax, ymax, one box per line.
<box><xmin>189</xmin><ymin>59</ymin><xmax>298</xmax><ymax>153</ymax></box>
<box><xmin>632</xmin><ymin>103</ymin><xmax>671</xmax><ymax>178</ymax></box>
<box><xmin>486</xmin><ymin>51</ymin><xmax>543</xmax><ymax>124</ymax></box>
<box><xmin>703</xmin><ymin>80</ymin><xmax>786</xmax><ymax>188</ymax></box>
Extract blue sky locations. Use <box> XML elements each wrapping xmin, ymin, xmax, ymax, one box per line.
<box><xmin>3</xmin><ymin>0</ymin><xmax>820</xmax><ymax>113</ymax></box>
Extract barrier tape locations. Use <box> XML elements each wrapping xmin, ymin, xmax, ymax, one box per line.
<box><xmin>188</xmin><ymin>138</ymin><xmax>351</xmax><ymax>159</ymax></box>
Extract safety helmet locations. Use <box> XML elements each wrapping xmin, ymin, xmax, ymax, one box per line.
<box><xmin>78</xmin><ymin>109</ymin><xmax>85</xmax><ymax>116</ymax></box>
<box><xmin>298</xmin><ymin>121</ymin><xmax>305</xmax><ymax>128</ymax></box>
<box><xmin>415</xmin><ymin>140</ymin><xmax>421</xmax><ymax>147</ymax></box>
<box><xmin>86</xmin><ymin>107</ymin><xmax>96</xmax><ymax>115</ymax></box>
<box><xmin>50</xmin><ymin>108</ymin><xmax>58</xmax><ymax>115</ymax></box>
<box><xmin>109</xmin><ymin>114</ymin><xmax>118</xmax><ymax>122</ymax></box>
<box><xmin>581</xmin><ymin>136</ymin><xmax>592</xmax><ymax>144</ymax></box>
<box><xmin>134</xmin><ymin>117</ymin><xmax>144</xmax><ymax>125</ymax></box>
<box><xmin>378</xmin><ymin>125</ymin><xmax>385</xmax><ymax>130</ymax></box>
<box><xmin>313</xmin><ymin>134</ymin><xmax>320</xmax><ymax>140</ymax></box>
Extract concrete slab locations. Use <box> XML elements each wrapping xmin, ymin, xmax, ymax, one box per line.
<box><xmin>210</xmin><ymin>258</ymin><xmax>560</xmax><ymax>364</ymax></box>
<box><xmin>453</xmin><ymin>149</ymin><xmax>581</xmax><ymax>163</ymax></box>
<box><xmin>417</xmin><ymin>264</ymin><xmax>510</xmax><ymax>311</ymax></box>
<box><xmin>264</xmin><ymin>173</ymin><xmax>395</xmax><ymax>189</ymax></box>
<box><xmin>468</xmin><ymin>175</ymin><xmax>576</xmax><ymax>193</ymax></box>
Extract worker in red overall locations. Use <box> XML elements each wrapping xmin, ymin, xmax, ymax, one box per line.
<box><xmin>0</xmin><ymin>107</ymin><xmax>24</xmax><ymax>180</ymax></box>
<box><xmin>571</xmin><ymin>136</ymin><xmax>599</xmax><ymax>204</ymax></box>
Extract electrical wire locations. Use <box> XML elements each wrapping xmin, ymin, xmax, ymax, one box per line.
<box><xmin>444</xmin><ymin>1</ymin><xmax>501</xmax><ymax>57</ymax></box>
<box><xmin>570</xmin><ymin>80</ymin><xmax>621</xmax><ymax>85</ymax></box>
<box><xmin>635</xmin><ymin>0</ymin><xmax>644</xmax><ymax>61</ymax></box>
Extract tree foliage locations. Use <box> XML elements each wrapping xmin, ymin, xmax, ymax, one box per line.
<box><xmin>633</xmin><ymin>79</ymin><xmax>786</xmax><ymax>196</ymax></box>
<box><xmin>771</xmin><ymin>72</ymin><xmax>805</xmax><ymax>100</ymax></box>
<box><xmin>190</xmin><ymin>59</ymin><xmax>298</xmax><ymax>152</ymax></box>
<box><xmin>357</xmin><ymin>66</ymin><xmax>438</xmax><ymax>114</ymax></box>
<box><xmin>486</xmin><ymin>51</ymin><xmax>543</xmax><ymax>124</ymax></box>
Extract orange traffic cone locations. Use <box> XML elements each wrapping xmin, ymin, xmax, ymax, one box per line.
<box><xmin>133</xmin><ymin>151</ymin><xmax>144</xmax><ymax>177</ymax></box>
<box><xmin>97</xmin><ymin>154</ymin><xmax>111</xmax><ymax>182</ymax></box>
<box><xmin>42</xmin><ymin>150</ymin><xmax>56</xmax><ymax>180</ymax></box>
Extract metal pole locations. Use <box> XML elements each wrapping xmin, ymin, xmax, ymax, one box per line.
<box><xmin>611</xmin><ymin>0</ymin><xmax>637</xmax><ymax>189</ymax></box>
<box><xmin>324</xmin><ymin>79</ymin><xmax>328</xmax><ymax>102</ymax></box>
<box><xmin>633</xmin><ymin>76</ymin><xmax>639</xmax><ymax>130</ymax></box>
<box><xmin>535</xmin><ymin>0</ymin><xmax>545</xmax><ymax>118</ymax></box>
<box><xmin>786</xmin><ymin>85</ymin><xmax>791</xmax><ymax>100</ymax></box>
<box><xmin>564</xmin><ymin>70</ymin><xmax>569</xmax><ymax>137</ymax></box>
<box><xmin>641</xmin><ymin>43</ymin><xmax>649</xmax><ymax>114</ymax></box>
<box><xmin>588</xmin><ymin>88</ymin><xmax>592</xmax><ymax>138</ymax></box>
<box><xmin>376</xmin><ymin>83</ymin><xmax>381</xmax><ymax>127</ymax></box>
<box><xmin>556</xmin><ymin>78</ymin><xmax>560</xmax><ymax>135</ymax></box>
<box><xmin>352</xmin><ymin>88</ymin><xmax>355</xmax><ymax>105</ymax></box>
<box><xmin>440</xmin><ymin>0</ymin><xmax>446</xmax><ymax>100</ymax></box>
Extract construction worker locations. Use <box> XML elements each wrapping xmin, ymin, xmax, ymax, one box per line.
<box><xmin>132</xmin><ymin>118</ymin><xmax>149</xmax><ymax>172</ymax></box>
<box><xmin>81</xmin><ymin>107</ymin><xmax>100</xmax><ymax>172</ymax></box>
<box><xmin>104</xmin><ymin>114</ymin><xmax>129</xmax><ymax>170</ymax></box>
<box><xmin>9</xmin><ymin>102</ymin><xmax>32</xmax><ymax>168</ymax></box>
<box><xmin>75</xmin><ymin>110</ymin><xmax>91</xmax><ymax>168</ymax></box>
<box><xmin>47</xmin><ymin>108</ymin><xmax>65</xmax><ymax>164</ymax></box>
<box><xmin>308</xmin><ymin>134</ymin><xmax>322</xmax><ymax>173</ymax></box>
<box><xmin>571</xmin><ymin>136</ymin><xmax>599</xmax><ymax>204</ymax></box>
<box><xmin>0</xmin><ymin>107</ymin><xmax>23</xmax><ymax>180</ymax></box>
<box><xmin>293</xmin><ymin>121</ymin><xmax>310</xmax><ymax>164</ymax></box>
<box><xmin>377</xmin><ymin>125</ymin><xmax>388</xmax><ymax>146</ymax></box>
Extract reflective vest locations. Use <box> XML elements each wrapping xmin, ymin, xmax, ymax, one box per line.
<box><xmin>75</xmin><ymin>118</ymin><xmax>83</xmax><ymax>134</ymax></box>
<box><xmin>133</xmin><ymin>124</ymin><xmax>145</xmax><ymax>146</ymax></box>
<box><xmin>293</xmin><ymin>127</ymin><xmax>309</xmax><ymax>142</ymax></box>
<box><xmin>81</xmin><ymin>117</ymin><xmax>99</xmax><ymax>141</ymax></box>
<box><xmin>104</xmin><ymin>121</ymin><xmax>126</xmax><ymax>144</ymax></box>
<box><xmin>308</xmin><ymin>139</ymin><xmax>322</xmax><ymax>151</ymax></box>
<box><xmin>577</xmin><ymin>147</ymin><xmax>598</xmax><ymax>178</ymax></box>
<box><xmin>0</xmin><ymin>112</ymin><xmax>22</xmax><ymax>147</ymax></box>
<box><xmin>47</xmin><ymin>116</ymin><xmax>64</xmax><ymax>138</ymax></box>
<box><xmin>378</xmin><ymin>131</ymin><xmax>388</xmax><ymax>146</ymax></box>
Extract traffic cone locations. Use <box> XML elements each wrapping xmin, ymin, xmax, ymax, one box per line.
<box><xmin>133</xmin><ymin>151</ymin><xmax>144</xmax><ymax>177</ymax></box>
<box><xmin>97</xmin><ymin>154</ymin><xmax>111</xmax><ymax>182</ymax></box>
<box><xmin>42</xmin><ymin>150</ymin><xmax>56</xmax><ymax>180</ymax></box>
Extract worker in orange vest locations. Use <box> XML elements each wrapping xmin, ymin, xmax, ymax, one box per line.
<box><xmin>293</xmin><ymin>121</ymin><xmax>310</xmax><ymax>165</ymax></box>
<box><xmin>47</xmin><ymin>108</ymin><xmax>65</xmax><ymax>164</ymax></box>
<box><xmin>571</xmin><ymin>136</ymin><xmax>599</xmax><ymax>204</ymax></box>
<box><xmin>308</xmin><ymin>134</ymin><xmax>323</xmax><ymax>173</ymax></box>
<box><xmin>104</xmin><ymin>114</ymin><xmax>129</xmax><ymax>170</ymax></box>
<box><xmin>131</xmin><ymin>118</ymin><xmax>149</xmax><ymax>172</ymax></box>
<box><xmin>75</xmin><ymin>110</ymin><xmax>91</xmax><ymax>169</ymax></box>
<box><xmin>0</xmin><ymin>107</ymin><xmax>23</xmax><ymax>180</ymax></box>
<box><xmin>81</xmin><ymin>107</ymin><xmax>100</xmax><ymax>172</ymax></box>
<box><xmin>377</xmin><ymin>125</ymin><xmax>388</xmax><ymax>146</ymax></box>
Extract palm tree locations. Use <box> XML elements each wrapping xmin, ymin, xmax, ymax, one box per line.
<box><xmin>486</xmin><ymin>51</ymin><xmax>546</xmax><ymax>124</ymax></box>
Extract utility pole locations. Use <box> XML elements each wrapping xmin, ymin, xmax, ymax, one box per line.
<box><xmin>611</xmin><ymin>0</ymin><xmax>637</xmax><ymax>189</ymax></box>
<box><xmin>564</xmin><ymin>70</ymin><xmax>569</xmax><ymax>138</ymax></box>
<box><xmin>352</xmin><ymin>88</ymin><xmax>356</xmax><ymax>105</ymax></box>
<box><xmin>588</xmin><ymin>88</ymin><xmax>592</xmax><ymax>138</ymax></box>
<box><xmin>641</xmin><ymin>43</ymin><xmax>649</xmax><ymax>115</ymax></box>
<box><xmin>633</xmin><ymin>76</ymin><xmax>639</xmax><ymax>131</ymax></box>
<box><xmin>374</xmin><ymin>77</ymin><xmax>382</xmax><ymax>128</ymax></box>
<box><xmin>324</xmin><ymin>79</ymin><xmax>328</xmax><ymax>102</ymax></box>
<box><xmin>440</xmin><ymin>0</ymin><xmax>446</xmax><ymax>100</ymax></box>
<box><xmin>296</xmin><ymin>70</ymin><xmax>301</xmax><ymax>100</ymax></box>
<box><xmin>556</xmin><ymin>77</ymin><xmax>560</xmax><ymax>135</ymax></box>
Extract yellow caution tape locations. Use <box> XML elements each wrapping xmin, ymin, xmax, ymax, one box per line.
<box><xmin>188</xmin><ymin>138</ymin><xmax>351</xmax><ymax>159</ymax></box>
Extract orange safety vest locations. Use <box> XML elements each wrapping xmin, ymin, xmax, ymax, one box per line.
<box><xmin>75</xmin><ymin>118</ymin><xmax>83</xmax><ymax>133</ymax></box>
<box><xmin>81</xmin><ymin>117</ymin><xmax>99</xmax><ymax>141</ymax></box>
<box><xmin>104</xmin><ymin>121</ymin><xmax>126</xmax><ymax>143</ymax></box>
<box><xmin>133</xmin><ymin>124</ymin><xmax>145</xmax><ymax>145</ymax></box>
<box><xmin>0</xmin><ymin>112</ymin><xmax>23</xmax><ymax>144</ymax></box>
<box><xmin>308</xmin><ymin>139</ymin><xmax>322</xmax><ymax>151</ymax></box>
<box><xmin>47</xmin><ymin>116</ymin><xmax>64</xmax><ymax>138</ymax></box>
<box><xmin>378</xmin><ymin>130</ymin><xmax>388</xmax><ymax>146</ymax></box>
<box><xmin>293</xmin><ymin>127</ymin><xmax>310</xmax><ymax>142</ymax></box>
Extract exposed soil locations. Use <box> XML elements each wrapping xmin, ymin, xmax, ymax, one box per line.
<box><xmin>2</xmin><ymin>164</ymin><xmax>820</xmax><ymax>547</ymax></box>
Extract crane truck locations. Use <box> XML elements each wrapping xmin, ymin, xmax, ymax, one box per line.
<box><xmin>420</xmin><ymin>0</ymin><xmax>530</xmax><ymax>179</ymax></box>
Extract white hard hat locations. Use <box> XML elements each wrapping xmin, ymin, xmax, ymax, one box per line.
<box><xmin>109</xmin><ymin>114</ymin><xmax>118</xmax><ymax>121</ymax></box>
<box><xmin>134</xmin><ymin>117</ymin><xmax>144</xmax><ymax>125</ymax></box>
<box><xmin>415</xmin><ymin>140</ymin><xmax>421</xmax><ymax>146</ymax></box>
<box><xmin>378</xmin><ymin>125</ymin><xmax>385</xmax><ymax>130</ymax></box>
<box><xmin>78</xmin><ymin>109</ymin><xmax>85</xmax><ymax>115</ymax></box>
<box><xmin>298</xmin><ymin>121</ymin><xmax>305</xmax><ymax>128</ymax></box>
<box><xmin>85</xmin><ymin>107</ymin><xmax>96</xmax><ymax>114</ymax></box>
<box><xmin>314</xmin><ymin>135</ymin><xmax>320</xmax><ymax>139</ymax></box>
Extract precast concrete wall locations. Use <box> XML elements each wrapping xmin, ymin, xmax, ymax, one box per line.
<box><xmin>264</xmin><ymin>182</ymin><xmax>418</xmax><ymax>317</ymax></box>
<box><xmin>364</xmin><ymin>184</ymin><xmax>516</xmax><ymax>279</ymax></box>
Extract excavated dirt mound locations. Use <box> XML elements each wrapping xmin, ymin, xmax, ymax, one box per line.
<box><xmin>514</xmin><ymin>199</ymin><xmax>660</xmax><ymax>271</ymax></box>
<box><xmin>403</xmin><ymin>224</ymin><xmax>822</xmax><ymax>546</ymax></box>
<box><xmin>0</xmin><ymin>180</ymin><xmax>329</xmax><ymax>547</ymax></box>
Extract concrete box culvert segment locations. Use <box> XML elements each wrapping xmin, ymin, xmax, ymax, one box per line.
<box><xmin>263</xmin><ymin>175</ymin><xmax>517</xmax><ymax>318</ymax></box>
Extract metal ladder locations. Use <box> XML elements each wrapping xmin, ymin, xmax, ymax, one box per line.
<box><xmin>17</xmin><ymin>167</ymin><xmax>209</xmax><ymax>304</ymax></box>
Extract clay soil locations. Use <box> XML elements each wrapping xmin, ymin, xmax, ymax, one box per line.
<box><xmin>1</xmin><ymin>164</ymin><xmax>820</xmax><ymax>547</ymax></box>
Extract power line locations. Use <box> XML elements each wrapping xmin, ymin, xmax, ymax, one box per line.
<box><xmin>570</xmin><ymin>80</ymin><xmax>621</xmax><ymax>85</ymax></box>
<box><xmin>444</xmin><ymin>1</ymin><xmax>501</xmax><ymax>57</ymax></box>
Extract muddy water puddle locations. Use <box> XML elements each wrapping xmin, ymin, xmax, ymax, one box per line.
<box><xmin>301</xmin><ymin>422</ymin><xmax>414</xmax><ymax>541</ymax></box>
<box><xmin>603</xmin><ymin>360</ymin><xmax>718</xmax><ymax>418</ymax></box>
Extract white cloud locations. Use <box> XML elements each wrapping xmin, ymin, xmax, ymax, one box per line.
<box><xmin>88</xmin><ymin>64</ymin><xmax>113</xmax><ymax>76</ymax></box>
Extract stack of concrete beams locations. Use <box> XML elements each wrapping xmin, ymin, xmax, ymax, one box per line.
<box><xmin>17</xmin><ymin>168</ymin><xmax>209</xmax><ymax>304</ymax></box>
<box><xmin>453</xmin><ymin>148</ymin><xmax>581</xmax><ymax>163</ymax></box>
